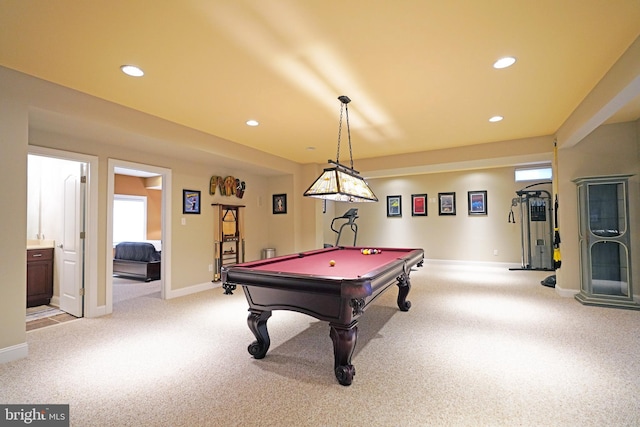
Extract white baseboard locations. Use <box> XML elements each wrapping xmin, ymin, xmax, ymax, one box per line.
<box><xmin>0</xmin><ymin>342</ymin><xmax>28</xmax><ymax>364</ymax></box>
<box><xmin>554</xmin><ymin>284</ymin><xmax>579</xmax><ymax>298</ymax></box>
<box><xmin>424</xmin><ymin>258</ymin><xmax>522</xmax><ymax>269</ymax></box>
<box><xmin>554</xmin><ymin>286</ymin><xmax>639</xmax><ymax>302</ymax></box>
<box><xmin>166</xmin><ymin>281</ymin><xmax>217</xmax><ymax>299</ymax></box>
<box><xmin>88</xmin><ymin>305</ymin><xmax>108</xmax><ymax>318</ymax></box>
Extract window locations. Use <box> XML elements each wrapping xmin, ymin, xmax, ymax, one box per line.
<box><xmin>113</xmin><ymin>195</ymin><xmax>147</xmax><ymax>243</ymax></box>
<box><xmin>515</xmin><ymin>167</ymin><xmax>552</xmax><ymax>182</ymax></box>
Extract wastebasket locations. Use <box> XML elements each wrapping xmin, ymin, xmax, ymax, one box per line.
<box><xmin>261</xmin><ymin>248</ymin><xmax>276</xmax><ymax>259</ymax></box>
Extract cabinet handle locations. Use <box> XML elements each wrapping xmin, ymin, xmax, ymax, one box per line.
<box><xmin>32</xmin><ymin>253</ymin><xmax>43</xmax><ymax>257</ymax></box>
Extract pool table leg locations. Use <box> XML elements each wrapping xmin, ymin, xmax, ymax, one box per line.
<box><xmin>329</xmin><ymin>321</ymin><xmax>357</xmax><ymax>386</ymax></box>
<box><xmin>247</xmin><ymin>309</ymin><xmax>272</xmax><ymax>359</ymax></box>
<box><xmin>396</xmin><ymin>273</ymin><xmax>412</xmax><ymax>311</ymax></box>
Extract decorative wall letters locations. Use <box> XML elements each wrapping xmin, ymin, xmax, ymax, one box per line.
<box><xmin>210</xmin><ymin>175</ymin><xmax>245</xmax><ymax>199</ymax></box>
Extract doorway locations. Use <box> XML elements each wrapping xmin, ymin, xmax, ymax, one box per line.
<box><xmin>106</xmin><ymin>159</ymin><xmax>172</xmax><ymax>312</ymax></box>
<box><xmin>27</xmin><ymin>146</ymin><xmax>99</xmax><ymax>320</ymax></box>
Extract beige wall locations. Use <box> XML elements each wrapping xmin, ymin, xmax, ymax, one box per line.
<box><xmin>0</xmin><ymin>82</ymin><xmax>29</xmax><ymax>357</ymax></box>
<box><xmin>336</xmin><ymin>166</ymin><xmax>543</xmax><ymax>264</ymax></box>
<box><xmin>555</xmin><ymin>121</ymin><xmax>640</xmax><ymax>294</ymax></box>
<box><xmin>266</xmin><ymin>175</ymin><xmax>296</xmax><ymax>256</ymax></box>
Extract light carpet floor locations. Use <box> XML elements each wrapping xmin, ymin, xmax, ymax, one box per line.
<box><xmin>2</xmin><ymin>262</ymin><xmax>639</xmax><ymax>426</ymax></box>
<box><xmin>112</xmin><ymin>276</ymin><xmax>161</xmax><ymax>303</ymax></box>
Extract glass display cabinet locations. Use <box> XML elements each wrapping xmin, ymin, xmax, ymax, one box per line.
<box><xmin>573</xmin><ymin>175</ymin><xmax>638</xmax><ymax>309</ymax></box>
<box><xmin>212</xmin><ymin>204</ymin><xmax>245</xmax><ymax>281</ymax></box>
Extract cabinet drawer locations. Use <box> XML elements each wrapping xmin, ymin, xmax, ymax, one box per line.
<box><xmin>27</xmin><ymin>248</ymin><xmax>53</xmax><ymax>261</ymax></box>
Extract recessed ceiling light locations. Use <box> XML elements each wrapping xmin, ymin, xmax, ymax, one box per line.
<box><xmin>493</xmin><ymin>57</ymin><xmax>516</xmax><ymax>69</ymax></box>
<box><xmin>246</xmin><ymin>120</ymin><xmax>259</xmax><ymax>126</ymax></box>
<box><xmin>489</xmin><ymin>115</ymin><xmax>504</xmax><ymax>122</ymax></box>
<box><xmin>120</xmin><ymin>65</ymin><xmax>144</xmax><ymax>77</ymax></box>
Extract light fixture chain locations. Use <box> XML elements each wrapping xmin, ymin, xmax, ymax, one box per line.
<box><xmin>344</xmin><ymin>103</ymin><xmax>354</xmax><ymax>169</ymax></box>
<box><xmin>304</xmin><ymin>95</ymin><xmax>378</xmax><ymax>202</ymax></box>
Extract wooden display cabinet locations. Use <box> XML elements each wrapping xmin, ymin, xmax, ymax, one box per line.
<box><xmin>212</xmin><ymin>204</ymin><xmax>245</xmax><ymax>281</ymax></box>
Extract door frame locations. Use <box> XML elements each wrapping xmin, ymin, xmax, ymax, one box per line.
<box><xmin>106</xmin><ymin>159</ymin><xmax>172</xmax><ymax>311</ymax></box>
<box><xmin>27</xmin><ymin>146</ymin><xmax>99</xmax><ymax>317</ymax></box>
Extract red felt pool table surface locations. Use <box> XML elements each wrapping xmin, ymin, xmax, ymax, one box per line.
<box><xmin>244</xmin><ymin>246</ymin><xmax>416</xmax><ymax>279</ymax></box>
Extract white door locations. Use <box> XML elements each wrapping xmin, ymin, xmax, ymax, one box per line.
<box><xmin>59</xmin><ymin>172</ymin><xmax>84</xmax><ymax>317</ymax></box>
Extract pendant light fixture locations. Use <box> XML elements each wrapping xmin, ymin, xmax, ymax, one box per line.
<box><xmin>303</xmin><ymin>96</ymin><xmax>378</xmax><ymax>202</ymax></box>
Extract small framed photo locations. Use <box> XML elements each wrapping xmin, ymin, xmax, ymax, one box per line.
<box><xmin>468</xmin><ymin>190</ymin><xmax>488</xmax><ymax>215</ymax></box>
<box><xmin>273</xmin><ymin>194</ymin><xmax>287</xmax><ymax>214</ymax></box>
<box><xmin>411</xmin><ymin>194</ymin><xmax>427</xmax><ymax>216</ymax></box>
<box><xmin>438</xmin><ymin>192</ymin><xmax>456</xmax><ymax>216</ymax></box>
<box><xmin>387</xmin><ymin>195</ymin><xmax>402</xmax><ymax>217</ymax></box>
<box><xmin>183</xmin><ymin>190</ymin><xmax>201</xmax><ymax>214</ymax></box>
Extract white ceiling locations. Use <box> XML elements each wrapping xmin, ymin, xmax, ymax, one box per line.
<box><xmin>1</xmin><ymin>1</ymin><xmax>639</xmax><ymax>165</ymax></box>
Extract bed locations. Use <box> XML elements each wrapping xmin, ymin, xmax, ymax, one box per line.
<box><xmin>113</xmin><ymin>241</ymin><xmax>161</xmax><ymax>281</ymax></box>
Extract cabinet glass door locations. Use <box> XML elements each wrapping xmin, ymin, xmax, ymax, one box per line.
<box><xmin>590</xmin><ymin>241</ymin><xmax>629</xmax><ymax>297</ymax></box>
<box><xmin>587</xmin><ymin>181</ymin><xmax>630</xmax><ymax>298</ymax></box>
<box><xmin>588</xmin><ymin>183</ymin><xmax>625</xmax><ymax>237</ymax></box>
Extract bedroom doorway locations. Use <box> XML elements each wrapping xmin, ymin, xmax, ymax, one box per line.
<box><xmin>107</xmin><ymin>159</ymin><xmax>172</xmax><ymax>313</ymax></box>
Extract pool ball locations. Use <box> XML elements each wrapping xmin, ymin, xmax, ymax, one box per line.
<box><xmin>329</xmin><ymin>260</ymin><xmax>336</xmax><ymax>266</ymax></box>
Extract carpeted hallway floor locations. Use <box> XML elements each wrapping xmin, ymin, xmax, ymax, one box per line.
<box><xmin>25</xmin><ymin>277</ymin><xmax>161</xmax><ymax>331</ymax></box>
<box><xmin>3</xmin><ymin>262</ymin><xmax>639</xmax><ymax>426</ymax></box>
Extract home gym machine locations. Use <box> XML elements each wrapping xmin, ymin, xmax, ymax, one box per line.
<box><xmin>508</xmin><ymin>183</ymin><xmax>555</xmax><ymax>271</ymax></box>
<box><xmin>330</xmin><ymin>208</ymin><xmax>359</xmax><ymax>246</ymax></box>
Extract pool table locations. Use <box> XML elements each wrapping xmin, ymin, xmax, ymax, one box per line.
<box><xmin>221</xmin><ymin>246</ymin><xmax>424</xmax><ymax>386</ymax></box>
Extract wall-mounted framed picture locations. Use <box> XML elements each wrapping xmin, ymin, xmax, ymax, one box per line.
<box><xmin>438</xmin><ymin>192</ymin><xmax>456</xmax><ymax>216</ymax></box>
<box><xmin>387</xmin><ymin>195</ymin><xmax>402</xmax><ymax>217</ymax></box>
<box><xmin>273</xmin><ymin>193</ymin><xmax>287</xmax><ymax>214</ymax></box>
<box><xmin>183</xmin><ymin>189</ymin><xmax>201</xmax><ymax>214</ymax></box>
<box><xmin>411</xmin><ymin>194</ymin><xmax>427</xmax><ymax>216</ymax></box>
<box><xmin>468</xmin><ymin>190</ymin><xmax>488</xmax><ymax>215</ymax></box>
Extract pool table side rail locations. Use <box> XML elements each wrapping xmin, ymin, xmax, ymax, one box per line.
<box><xmin>223</xmin><ymin>246</ymin><xmax>421</xmax><ymax>270</ymax></box>
<box><xmin>222</xmin><ymin>249</ymin><xmax>424</xmax><ymax>324</ymax></box>
<box><xmin>225</xmin><ymin>246</ymin><xmax>339</xmax><ymax>270</ymax></box>
<box><xmin>221</xmin><ymin>249</ymin><xmax>423</xmax><ymax>295</ymax></box>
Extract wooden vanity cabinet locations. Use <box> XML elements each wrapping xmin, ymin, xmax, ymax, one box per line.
<box><xmin>26</xmin><ymin>248</ymin><xmax>54</xmax><ymax>307</ymax></box>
